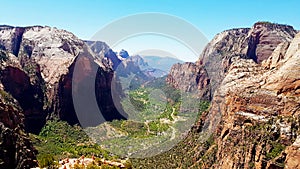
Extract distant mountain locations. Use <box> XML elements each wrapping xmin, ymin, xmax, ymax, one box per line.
<box><xmin>142</xmin><ymin>67</ymin><xmax>167</xmax><ymax>78</ymax></box>
<box><xmin>127</xmin><ymin>55</ymin><xmax>149</xmax><ymax>69</ymax></box>
<box><xmin>122</xmin><ymin>55</ymin><xmax>184</xmax><ymax>78</ymax></box>
<box><xmin>142</xmin><ymin>56</ymin><xmax>184</xmax><ymax>72</ymax></box>
<box><xmin>125</xmin><ymin>55</ymin><xmax>167</xmax><ymax>78</ymax></box>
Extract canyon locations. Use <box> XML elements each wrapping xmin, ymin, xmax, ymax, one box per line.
<box><xmin>0</xmin><ymin>22</ymin><xmax>299</xmax><ymax>168</ymax></box>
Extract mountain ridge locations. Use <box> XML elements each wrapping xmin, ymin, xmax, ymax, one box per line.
<box><xmin>0</xmin><ymin>22</ymin><xmax>299</xmax><ymax>168</ymax></box>
<box><xmin>167</xmin><ymin>21</ymin><xmax>297</xmax><ymax>99</ymax></box>
<box><xmin>133</xmin><ymin>22</ymin><xmax>300</xmax><ymax>169</ymax></box>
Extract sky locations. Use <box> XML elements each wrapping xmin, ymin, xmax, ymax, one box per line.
<box><xmin>2</xmin><ymin>0</ymin><xmax>299</xmax><ymax>40</ymax></box>
<box><xmin>1</xmin><ymin>0</ymin><xmax>299</xmax><ymax>61</ymax></box>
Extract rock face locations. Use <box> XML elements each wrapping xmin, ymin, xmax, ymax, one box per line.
<box><xmin>147</xmin><ymin>22</ymin><xmax>299</xmax><ymax>168</ymax></box>
<box><xmin>0</xmin><ymin>26</ymin><xmax>126</xmax><ymax>133</ymax></box>
<box><xmin>166</xmin><ymin>62</ymin><xmax>211</xmax><ymax>100</ymax></box>
<box><xmin>0</xmin><ymin>65</ymin><xmax>46</xmax><ymax>134</ymax></box>
<box><xmin>0</xmin><ymin>22</ymin><xmax>299</xmax><ymax>168</ymax></box>
<box><xmin>0</xmin><ymin>25</ymin><xmax>86</xmax><ymax>133</ymax></box>
<box><xmin>84</xmin><ymin>40</ymin><xmax>121</xmax><ymax>70</ymax></box>
<box><xmin>124</xmin><ymin>55</ymin><xmax>168</xmax><ymax>78</ymax></box>
<box><xmin>127</xmin><ymin>55</ymin><xmax>149</xmax><ymax>70</ymax></box>
<box><xmin>167</xmin><ymin>22</ymin><xmax>297</xmax><ymax>98</ymax></box>
<box><xmin>0</xmin><ymin>91</ymin><xmax>37</xmax><ymax>169</ymax></box>
<box><xmin>0</xmin><ymin>25</ymin><xmax>83</xmax><ymax>86</ymax></box>
<box><xmin>205</xmin><ymin>32</ymin><xmax>300</xmax><ymax>169</ymax></box>
<box><xmin>247</xmin><ymin>22</ymin><xmax>296</xmax><ymax>63</ymax></box>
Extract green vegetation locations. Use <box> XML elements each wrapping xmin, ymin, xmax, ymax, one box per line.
<box><xmin>90</xmin><ymin>81</ymin><xmax>210</xmax><ymax>157</ymax></box>
<box><xmin>266</xmin><ymin>142</ymin><xmax>286</xmax><ymax>160</ymax></box>
<box><xmin>249</xmin><ymin>162</ymin><xmax>255</xmax><ymax>168</ymax></box>
<box><xmin>205</xmin><ymin>134</ymin><xmax>215</xmax><ymax>147</ymax></box>
<box><xmin>86</xmin><ymin>163</ymin><xmax>101</xmax><ymax>169</ymax></box>
<box><xmin>256</xmin><ymin>21</ymin><xmax>273</xmax><ymax>25</ymax></box>
<box><xmin>112</xmin><ymin>84</ymin><xmax>211</xmax><ymax>166</ymax></box>
<box><xmin>31</xmin><ymin>120</ymin><xmax>115</xmax><ymax>167</ymax></box>
<box><xmin>37</xmin><ymin>154</ymin><xmax>58</xmax><ymax>169</ymax></box>
<box><xmin>23</xmin><ymin>61</ymin><xmax>38</xmax><ymax>75</ymax></box>
<box><xmin>128</xmin><ymin>88</ymin><xmax>149</xmax><ymax>112</ymax></box>
<box><xmin>148</xmin><ymin>120</ymin><xmax>169</xmax><ymax>133</ymax></box>
<box><xmin>31</xmin><ymin>78</ymin><xmax>211</xmax><ymax>168</ymax></box>
<box><xmin>120</xmin><ymin>120</ymin><xmax>147</xmax><ymax>137</ymax></box>
<box><xmin>242</xmin><ymin>116</ymin><xmax>294</xmax><ymax>167</ymax></box>
<box><xmin>109</xmin><ymin>120</ymin><xmax>148</xmax><ymax>138</ymax></box>
<box><xmin>113</xmin><ymin>86</ymin><xmax>177</xmax><ymax>134</ymax></box>
<box><xmin>130</xmin><ymin>127</ymin><xmax>215</xmax><ymax>168</ymax></box>
<box><xmin>198</xmin><ymin>100</ymin><xmax>210</xmax><ymax>113</ymax></box>
<box><xmin>0</xmin><ymin>90</ymin><xmax>15</xmax><ymax>103</ymax></box>
<box><xmin>144</xmin><ymin>78</ymin><xmax>181</xmax><ymax>103</ymax></box>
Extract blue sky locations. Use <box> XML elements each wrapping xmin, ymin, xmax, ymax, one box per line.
<box><xmin>1</xmin><ymin>0</ymin><xmax>299</xmax><ymax>40</ymax></box>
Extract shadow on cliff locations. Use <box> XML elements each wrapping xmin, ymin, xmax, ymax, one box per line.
<box><xmin>55</xmin><ymin>50</ymin><xmax>127</xmax><ymax>129</ymax></box>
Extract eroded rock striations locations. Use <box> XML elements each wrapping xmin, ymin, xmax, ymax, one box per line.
<box><xmin>167</xmin><ymin>22</ymin><xmax>297</xmax><ymax>99</ymax></box>
<box><xmin>0</xmin><ymin>89</ymin><xmax>37</xmax><ymax>168</ymax></box>
<box><xmin>167</xmin><ymin>62</ymin><xmax>211</xmax><ymax>100</ymax></box>
<box><xmin>0</xmin><ymin>26</ymin><xmax>126</xmax><ymax>133</ymax></box>
<box><xmin>205</xmin><ymin>31</ymin><xmax>300</xmax><ymax>169</ymax></box>
<box><xmin>137</xmin><ymin>22</ymin><xmax>300</xmax><ymax>168</ymax></box>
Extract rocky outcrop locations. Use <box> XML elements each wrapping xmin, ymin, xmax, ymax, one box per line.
<box><xmin>86</xmin><ymin>42</ymin><xmax>167</xmax><ymax>80</ymax></box>
<box><xmin>140</xmin><ymin>25</ymin><xmax>299</xmax><ymax>169</ymax></box>
<box><xmin>166</xmin><ymin>62</ymin><xmax>211</xmax><ymax>100</ymax></box>
<box><xmin>129</xmin><ymin>55</ymin><xmax>149</xmax><ymax>69</ymax></box>
<box><xmin>246</xmin><ymin>22</ymin><xmax>296</xmax><ymax>63</ymax></box>
<box><xmin>0</xmin><ymin>26</ymin><xmax>86</xmax><ymax>132</ymax></box>
<box><xmin>86</xmin><ymin>42</ymin><xmax>150</xmax><ymax>88</ymax></box>
<box><xmin>285</xmin><ymin>136</ymin><xmax>300</xmax><ymax>169</ymax></box>
<box><xmin>85</xmin><ymin>40</ymin><xmax>121</xmax><ymax>70</ymax></box>
<box><xmin>200</xmin><ymin>22</ymin><xmax>296</xmax><ymax>96</ymax></box>
<box><xmin>167</xmin><ymin>22</ymin><xmax>297</xmax><ymax>98</ymax></box>
<box><xmin>57</xmin><ymin>48</ymin><xmax>126</xmax><ymax>127</ymax></box>
<box><xmin>0</xmin><ymin>26</ymin><xmax>126</xmax><ymax>133</ymax></box>
<box><xmin>0</xmin><ymin>65</ymin><xmax>46</xmax><ymax>133</ymax></box>
<box><xmin>205</xmin><ymin>32</ymin><xmax>300</xmax><ymax>169</ymax></box>
<box><xmin>0</xmin><ymin>91</ymin><xmax>37</xmax><ymax>169</ymax></box>
<box><xmin>198</xmin><ymin>28</ymin><xmax>251</xmax><ymax>97</ymax></box>
<box><xmin>122</xmin><ymin>55</ymin><xmax>169</xmax><ymax>78</ymax></box>
<box><xmin>0</xmin><ymin>25</ymin><xmax>84</xmax><ymax>86</ymax></box>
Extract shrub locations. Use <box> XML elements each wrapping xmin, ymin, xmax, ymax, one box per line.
<box><xmin>266</xmin><ymin>142</ymin><xmax>286</xmax><ymax>160</ymax></box>
<box><xmin>86</xmin><ymin>163</ymin><xmax>100</xmax><ymax>169</ymax></box>
<box><xmin>37</xmin><ymin>154</ymin><xmax>57</xmax><ymax>168</ymax></box>
<box><xmin>0</xmin><ymin>90</ymin><xmax>14</xmax><ymax>103</ymax></box>
<box><xmin>123</xmin><ymin>160</ymin><xmax>132</xmax><ymax>169</ymax></box>
<box><xmin>32</xmin><ymin>120</ymin><xmax>113</xmax><ymax>164</ymax></box>
<box><xmin>199</xmin><ymin>101</ymin><xmax>210</xmax><ymax>112</ymax></box>
<box><xmin>256</xmin><ymin>21</ymin><xmax>272</xmax><ymax>25</ymax></box>
<box><xmin>73</xmin><ymin>163</ymin><xmax>85</xmax><ymax>169</ymax></box>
